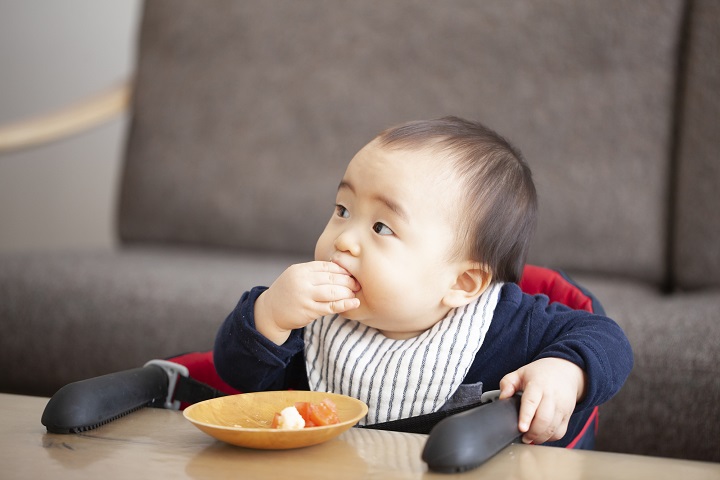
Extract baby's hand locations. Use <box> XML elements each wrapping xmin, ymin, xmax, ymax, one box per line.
<box><xmin>254</xmin><ymin>261</ymin><xmax>360</xmax><ymax>345</ymax></box>
<box><xmin>498</xmin><ymin>358</ymin><xmax>586</xmax><ymax>445</ymax></box>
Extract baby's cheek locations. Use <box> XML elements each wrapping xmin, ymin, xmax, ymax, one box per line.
<box><xmin>313</xmin><ymin>240</ymin><xmax>329</xmax><ymax>262</ymax></box>
<box><xmin>363</xmin><ymin>284</ymin><xmax>396</xmax><ymax>315</ymax></box>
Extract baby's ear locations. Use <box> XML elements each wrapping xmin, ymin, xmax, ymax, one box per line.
<box><xmin>442</xmin><ymin>263</ymin><xmax>492</xmax><ymax>308</ymax></box>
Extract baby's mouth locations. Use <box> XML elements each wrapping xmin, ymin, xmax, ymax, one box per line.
<box><xmin>347</xmin><ymin>273</ymin><xmax>361</xmax><ymax>292</ymax></box>
<box><xmin>331</xmin><ymin>258</ymin><xmax>360</xmax><ymax>290</ymax></box>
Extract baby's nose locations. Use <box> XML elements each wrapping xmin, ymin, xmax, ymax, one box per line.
<box><xmin>334</xmin><ymin>230</ymin><xmax>361</xmax><ymax>256</ymax></box>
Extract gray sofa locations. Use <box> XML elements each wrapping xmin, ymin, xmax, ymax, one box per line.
<box><xmin>1</xmin><ymin>0</ymin><xmax>718</xmax><ymax>462</ymax></box>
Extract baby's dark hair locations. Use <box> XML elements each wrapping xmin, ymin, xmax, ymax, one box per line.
<box><xmin>376</xmin><ymin>116</ymin><xmax>537</xmax><ymax>283</ymax></box>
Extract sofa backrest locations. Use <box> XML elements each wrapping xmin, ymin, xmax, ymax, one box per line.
<box><xmin>119</xmin><ymin>0</ymin><xmax>698</xmax><ymax>288</ymax></box>
<box><xmin>673</xmin><ymin>0</ymin><xmax>720</xmax><ymax>290</ymax></box>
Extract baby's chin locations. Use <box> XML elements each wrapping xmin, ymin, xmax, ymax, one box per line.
<box><xmin>337</xmin><ymin>300</ymin><xmax>371</xmax><ymax>323</ymax></box>
<box><xmin>337</xmin><ymin>310</ymin><xmax>415</xmax><ymax>339</ymax></box>
<box><xmin>339</xmin><ymin>305</ymin><xmax>363</xmax><ymax>320</ymax></box>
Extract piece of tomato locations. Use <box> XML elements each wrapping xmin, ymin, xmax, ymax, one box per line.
<box><xmin>294</xmin><ymin>402</ymin><xmax>318</xmax><ymax>427</ymax></box>
<box><xmin>270</xmin><ymin>412</ymin><xmax>281</xmax><ymax>429</ymax></box>
<box><xmin>295</xmin><ymin>402</ymin><xmax>312</xmax><ymax>423</ymax></box>
<box><xmin>321</xmin><ymin>398</ymin><xmax>337</xmax><ymax>412</ymax></box>
<box><xmin>309</xmin><ymin>399</ymin><xmax>340</xmax><ymax>426</ymax></box>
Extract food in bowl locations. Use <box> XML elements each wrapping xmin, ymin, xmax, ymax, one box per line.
<box><xmin>271</xmin><ymin>399</ymin><xmax>340</xmax><ymax>429</ymax></box>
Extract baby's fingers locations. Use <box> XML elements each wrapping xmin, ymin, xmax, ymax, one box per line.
<box><xmin>311</xmin><ymin>262</ymin><xmax>361</xmax><ymax>291</ymax></box>
<box><xmin>312</xmin><ymin>283</ymin><xmax>358</xmax><ymax>303</ymax></box>
<box><xmin>310</xmin><ymin>282</ymin><xmax>360</xmax><ymax>315</ymax></box>
<box><xmin>517</xmin><ymin>384</ymin><xmax>543</xmax><ymax>437</ymax></box>
<box><xmin>499</xmin><ymin>371</ymin><xmax>522</xmax><ymax>400</ymax></box>
<box><xmin>327</xmin><ymin>298</ymin><xmax>361</xmax><ymax>314</ymax></box>
<box><xmin>522</xmin><ymin>393</ymin><xmax>557</xmax><ymax>444</ymax></box>
<box><xmin>316</xmin><ymin>272</ymin><xmax>360</xmax><ymax>292</ymax></box>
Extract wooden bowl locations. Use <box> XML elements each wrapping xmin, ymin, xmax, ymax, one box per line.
<box><xmin>183</xmin><ymin>391</ymin><xmax>368</xmax><ymax>450</ymax></box>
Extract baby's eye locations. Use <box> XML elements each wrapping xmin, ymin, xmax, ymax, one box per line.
<box><xmin>373</xmin><ymin>222</ymin><xmax>394</xmax><ymax>236</ymax></box>
<box><xmin>335</xmin><ymin>205</ymin><xmax>350</xmax><ymax>218</ymax></box>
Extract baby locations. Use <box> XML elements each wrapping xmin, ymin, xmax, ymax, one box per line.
<box><xmin>214</xmin><ymin>116</ymin><xmax>633</xmax><ymax>446</ymax></box>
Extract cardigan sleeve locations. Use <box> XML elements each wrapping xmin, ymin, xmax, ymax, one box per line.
<box><xmin>213</xmin><ymin>286</ymin><xmax>305</xmax><ymax>392</ymax></box>
<box><xmin>467</xmin><ymin>283</ymin><xmax>633</xmax><ymax>413</ymax></box>
<box><xmin>528</xmin><ymin>295</ymin><xmax>634</xmax><ymax>412</ymax></box>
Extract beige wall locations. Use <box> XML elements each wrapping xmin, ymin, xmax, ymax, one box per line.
<box><xmin>0</xmin><ymin>0</ymin><xmax>142</xmax><ymax>252</ymax></box>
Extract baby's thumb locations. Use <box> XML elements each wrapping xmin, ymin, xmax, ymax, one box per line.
<box><xmin>498</xmin><ymin>371</ymin><xmax>522</xmax><ymax>399</ymax></box>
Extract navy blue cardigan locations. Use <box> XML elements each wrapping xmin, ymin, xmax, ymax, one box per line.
<box><xmin>214</xmin><ymin>282</ymin><xmax>633</xmax><ymax>447</ymax></box>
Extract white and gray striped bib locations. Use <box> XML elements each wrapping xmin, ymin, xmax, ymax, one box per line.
<box><xmin>304</xmin><ymin>282</ymin><xmax>503</xmax><ymax>425</ymax></box>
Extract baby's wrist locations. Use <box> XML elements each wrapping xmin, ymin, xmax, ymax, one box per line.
<box><xmin>254</xmin><ymin>291</ymin><xmax>291</xmax><ymax>345</ymax></box>
<box><xmin>560</xmin><ymin>358</ymin><xmax>587</xmax><ymax>402</ymax></box>
<box><xmin>575</xmin><ymin>367</ymin><xmax>588</xmax><ymax>402</ymax></box>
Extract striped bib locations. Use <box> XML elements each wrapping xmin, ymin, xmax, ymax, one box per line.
<box><xmin>304</xmin><ymin>283</ymin><xmax>503</xmax><ymax>425</ymax></box>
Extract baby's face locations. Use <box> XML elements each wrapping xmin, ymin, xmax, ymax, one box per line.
<box><xmin>315</xmin><ymin>141</ymin><xmax>471</xmax><ymax>339</ymax></box>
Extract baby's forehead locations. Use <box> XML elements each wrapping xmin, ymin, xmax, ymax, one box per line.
<box><xmin>370</xmin><ymin>135</ymin><xmax>448</xmax><ymax>154</ymax></box>
<box><xmin>361</xmin><ymin>138</ymin><xmax>460</xmax><ymax>169</ymax></box>
<box><xmin>347</xmin><ymin>143</ymin><xmax>452</xmax><ymax>185</ymax></box>
<box><xmin>385</xmin><ymin>142</ymin><xmax>467</xmax><ymax>188</ymax></box>
<box><xmin>345</xmin><ymin>141</ymin><xmax>467</xmax><ymax>211</ymax></box>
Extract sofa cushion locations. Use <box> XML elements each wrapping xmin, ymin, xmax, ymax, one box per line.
<box><xmin>0</xmin><ymin>247</ymin><xmax>307</xmax><ymax>396</ymax></box>
<box><xmin>575</xmin><ymin>274</ymin><xmax>720</xmax><ymax>462</ymax></box>
<box><xmin>674</xmin><ymin>0</ymin><xmax>720</xmax><ymax>290</ymax></box>
<box><xmin>119</xmin><ymin>0</ymin><xmax>684</xmax><ymax>284</ymax></box>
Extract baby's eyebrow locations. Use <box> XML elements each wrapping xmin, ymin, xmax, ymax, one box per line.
<box><xmin>338</xmin><ymin>180</ymin><xmax>410</xmax><ymax>223</ymax></box>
